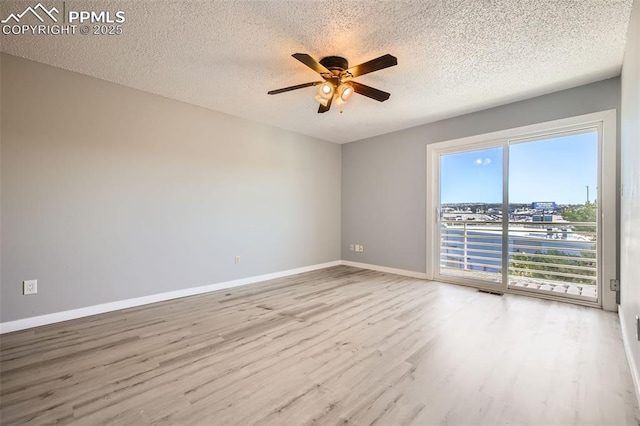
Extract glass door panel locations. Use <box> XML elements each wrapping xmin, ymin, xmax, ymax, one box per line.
<box><xmin>507</xmin><ymin>130</ymin><xmax>599</xmax><ymax>301</ymax></box>
<box><xmin>438</xmin><ymin>147</ymin><xmax>504</xmax><ymax>285</ymax></box>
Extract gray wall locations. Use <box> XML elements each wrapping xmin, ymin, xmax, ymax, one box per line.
<box><xmin>342</xmin><ymin>77</ymin><xmax>621</xmax><ymax>273</ymax></box>
<box><xmin>620</xmin><ymin>0</ymin><xmax>640</xmax><ymax>396</ymax></box>
<box><xmin>0</xmin><ymin>54</ymin><xmax>341</xmax><ymax>323</ymax></box>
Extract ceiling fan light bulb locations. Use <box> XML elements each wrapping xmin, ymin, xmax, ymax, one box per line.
<box><xmin>338</xmin><ymin>83</ymin><xmax>354</xmax><ymax>102</ymax></box>
<box><xmin>317</xmin><ymin>82</ymin><xmax>334</xmax><ymax>100</ymax></box>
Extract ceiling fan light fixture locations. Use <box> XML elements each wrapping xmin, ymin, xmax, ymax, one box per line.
<box><xmin>317</xmin><ymin>82</ymin><xmax>334</xmax><ymax>100</ymax></box>
<box><xmin>314</xmin><ymin>95</ymin><xmax>330</xmax><ymax>106</ymax></box>
<box><xmin>338</xmin><ymin>82</ymin><xmax>354</xmax><ymax>102</ymax></box>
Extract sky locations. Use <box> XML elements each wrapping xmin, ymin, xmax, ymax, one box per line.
<box><xmin>440</xmin><ymin>131</ymin><xmax>598</xmax><ymax>205</ymax></box>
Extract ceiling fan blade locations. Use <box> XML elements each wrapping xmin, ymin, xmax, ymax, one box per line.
<box><xmin>318</xmin><ymin>95</ymin><xmax>333</xmax><ymax>113</ymax></box>
<box><xmin>351</xmin><ymin>81</ymin><xmax>391</xmax><ymax>102</ymax></box>
<box><xmin>268</xmin><ymin>81</ymin><xmax>323</xmax><ymax>95</ymax></box>
<box><xmin>344</xmin><ymin>54</ymin><xmax>397</xmax><ymax>78</ymax></box>
<box><xmin>292</xmin><ymin>53</ymin><xmax>332</xmax><ymax>77</ymax></box>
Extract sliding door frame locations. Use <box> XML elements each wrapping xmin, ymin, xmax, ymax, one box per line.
<box><xmin>429</xmin><ymin>139</ymin><xmax>510</xmax><ymax>293</ymax></box>
<box><xmin>426</xmin><ymin>110</ymin><xmax>618</xmax><ymax>311</ymax></box>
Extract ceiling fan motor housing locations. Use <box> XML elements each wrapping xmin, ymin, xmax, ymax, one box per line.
<box><xmin>319</xmin><ymin>56</ymin><xmax>349</xmax><ymax>72</ymax></box>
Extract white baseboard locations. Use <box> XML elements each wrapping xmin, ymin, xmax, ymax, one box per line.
<box><xmin>619</xmin><ymin>305</ymin><xmax>640</xmax><ymax>409</ymax></box>
<box><xmin>341</xmin><ymin>260</ymin><xmax>427</xmax><ymax>279</ymax></box>
<box><xmin>0</xmin><ymin>261</ymin><xmax>341</xmax><ymax>334</ymax></box>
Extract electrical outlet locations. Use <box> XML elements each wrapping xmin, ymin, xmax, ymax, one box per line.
<box><xmin>349</xmin><ymin>244</ymin><xmax>354</xmax><ymax>251</ymax></box>
<box><xmin>235</xmin><ymin>255</ymin><xmax>241</xmax><ymax>264</ymax></box>
<box><xmin>23</xmin><ymin>280</ymin><xmax>37</xmax><ymax>295</ymax></box>
<box><xmin>360</xmin><ymin>245</ymin><xmax>365</xmax><ymax>253</ymax></box>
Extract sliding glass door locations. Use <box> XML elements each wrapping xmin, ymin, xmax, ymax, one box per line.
<box><xmin>507</xmin><ymin>131</ymin><xmax>598</xmax><ymax>301</ymax></box>
<box><xmin>429</xmin><ymin>121</ymin><xmax>609</xmax><ymax>305</ymax></box>
<box><xmin>439</xmin><ymin>147</ymin><xmax>504</xmax><ymax>287</ymax></box>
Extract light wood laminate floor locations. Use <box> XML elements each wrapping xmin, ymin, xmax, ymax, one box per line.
<box><xmin>1</xmin><ymin>266</ymin><xmax>638</xmax><ymax>425</ymax></box>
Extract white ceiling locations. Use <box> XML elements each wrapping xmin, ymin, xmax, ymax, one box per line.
<box><xmin>1</xmin><ymin>0</ymin><xmax>634</xmax><ymax>143</ymax></box>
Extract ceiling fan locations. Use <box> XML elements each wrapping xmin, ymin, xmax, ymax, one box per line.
<box><xmin>268</xmin><ymin>53</ymin><xmax>398</xmax><ymax>113</ymax></box>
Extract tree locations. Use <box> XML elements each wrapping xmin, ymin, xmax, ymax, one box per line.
<box><xmin>561</xmin><ymin>202</ymin><xmax>597</xmax><ymax>234</ymax></box>
<box><xmin>561</xmin><ymin>202</ymin><xmax>597</xmax><ymax>223</ymax></box>
<box><xmin>510</xmin><ymin>249</ymin><xmax>596</xmax><ymax>285</ymax></box>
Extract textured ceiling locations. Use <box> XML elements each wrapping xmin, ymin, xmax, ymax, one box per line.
<box><xmin>0</xmin><ymin>0</ymin><xmax>634</xmax><ymax>143</ymax></box>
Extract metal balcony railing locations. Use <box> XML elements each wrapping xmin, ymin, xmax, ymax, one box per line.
<box><xmin>439</xmin><ymin>220</ymin><xmax>597</xmax><ymax>286</ymax></box>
